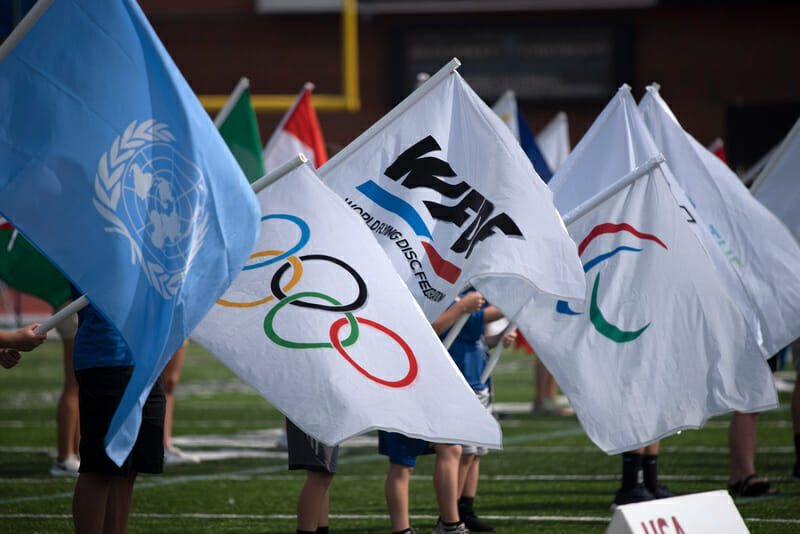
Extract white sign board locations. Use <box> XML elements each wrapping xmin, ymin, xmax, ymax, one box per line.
<box><xmin>605</xmin><ymin>490</ymin><xmax>749</xmax><ymax>534</ymax></box>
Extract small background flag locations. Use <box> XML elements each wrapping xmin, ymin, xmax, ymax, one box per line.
<box><xmin>0</xmin><ymin>219</ymin><xmax>70</xmax><ymax>309</ymax></box>
<box><xmin>536</xmin><ymin>111</ymin><xmax>571</xmax><ymax>174</ymax></box>
<box><xmin>193</xmin><ymin>161</ymin><xmax>502</xmax><ymax>448</ymax></box>
<box><xmin>752</xmin><ymin>115</ymin><xmax>800</xmax><ymax>241</ymax></box>
<box><xmin>0</xmin><ymin>0</ymin><xmax>260</xmax><ymax>464</ymax></box>
<box><xmin>263</xmin><ymin>82</ymin><xmax>328</xmax><ymax>170</ymax></box>
<box><xmin>523</xmin><ymin>86</ymin><xmax>776</xmax><ymax>453</ymax></box>
<box><xmin>492</xmin><ymin>90</ymin><xmax>553</xmax><ymax>183</ymax></box>
<box><xmin>321</xmin><ymin>64</ymin><xmax>585</xmax><ymax>325</ymax></box>
<box><xmin>215</xmin><ymin>77</ymin><xmax>266</xmax><ymax>183</ymax></box>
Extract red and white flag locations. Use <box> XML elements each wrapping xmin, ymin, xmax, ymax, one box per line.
<box><xmin>262</xmin><ymin>82</ymin><xmax>328</xmax><ymax>170</ymax></box>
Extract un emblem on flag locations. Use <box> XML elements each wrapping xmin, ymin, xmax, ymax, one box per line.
<box><xmin>93</xmin><ymin>120</ymin><xmax>210</xmax><ymax>299</ymax></box>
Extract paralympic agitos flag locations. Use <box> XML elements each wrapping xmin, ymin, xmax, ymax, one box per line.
<box><xmin>192</xmin><ymin>161</ymin><xmax>502</xmax><ymax>448</ymax></box>
<box><xmin>319</xmin><ymin>61</ymin><xmax>585</xmax><ymax>324</ymax></box>
<box><xmin>520</xmin><ymin>87</ymin><xmax>777</xmax><ymax>454</ymax></box>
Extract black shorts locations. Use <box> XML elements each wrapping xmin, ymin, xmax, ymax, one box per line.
<box><xmin>76</xmin><ymin>366</ymin><xmax>165</xmax><ymax>476</ymax></box>
<box><xmin>286</xmin><ymin>418</ymin><xmax>338</xmax><ymax>473</ymax></box>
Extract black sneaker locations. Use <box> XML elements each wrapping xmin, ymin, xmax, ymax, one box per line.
<box><xmin>612</xmin><ymin>483</ymin><xmax>656</xmax><ymax>509</ymax></box>
<box><xmin>650</xmin><ymin>483</ymin><xmax>674</xmax><ymax>499</ymax></box>
<box><xmin>462</xmin><ymin>512</ymin><xmax>495</xmax><ymax>533</ymax></box>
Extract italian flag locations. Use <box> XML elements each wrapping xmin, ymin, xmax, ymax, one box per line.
<box><xmin>262</xmin><ymin>82</ymin><xmax>328</xmax><ymax>170</ymax></box>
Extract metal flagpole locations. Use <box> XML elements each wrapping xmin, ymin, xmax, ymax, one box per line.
<box><xmin>0</xmin><ymin>0</ymin><xmax>55</xmax><ymax>63</ymax></box>
<box><xmin>479</xmin><ymin>321</ymin><xmax>516</xmax><ymax>385</ymax></box>
<box><xmin>213</xmin><ymin>77</ymin><xmax>250</xmax><ymax>129</ymax></box>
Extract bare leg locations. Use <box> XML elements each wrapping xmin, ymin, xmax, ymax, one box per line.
<box><xmin>296</xmin><ymin>470</ymin><xmax>334</xmax><ymax>531</ymax></box>
<box><xmin>729</xmin><ymin>411</ymin><xmax>759</xmax><ymax>483</ymax></box>
<box><xmin>458</xmin><ymin>454</ymin><xmax>480</xmax><ymax>499</ymax></box>
<box><xmin>385</xmin><ymin>463</ymin><xmax>412</xmax><ymax>532</ymax></box>
<box><xmin>57</xmin><ymin>337</ymin><xmax>80</xmax><ymax>461</ymax></box>
<box><xmin>433</xmin><ymin>444</ymin><xmax>462</xmax><ymax>523</ymax></box>
<box><xmin>73</xmin><ymin>471</ymin><xmax>136</xmax><ymax>534</ymax></box>
<box><xmin>160</xmin><ymin>342</ymin><xmax>187</xmax><ymax>449</ymax></box>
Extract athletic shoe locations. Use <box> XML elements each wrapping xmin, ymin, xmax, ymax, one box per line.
<box><xmin>49</xmin><ymin>454</ymin><xmax>80</xmax><ymax>476</ymax></box>
<box><xmin>611</xmin><ymin>483</ymin><xmax>655</xmax><ymax>509</ymax></box>
<box><xmin>430</xmin><ymin>519</ymin><xmax>470</xmax><ymax>534</ymax></box>
<box><xmin>651</xmin><ymin>483</ymin><xmax>674</xmax><ymax>499</ymax></box>
<box><xmin>532</xmin><ymin>396</ymin><xmax>575</xmax><ymax>416</ymax></box>
<box><xmin>462</xmin><ymin>513</ymin><xmax>494</xmax><ymax>532</ymax></box>
<box><xmin>164</xmin><ymin>446</ymin><xmax>200</xmax><ymax>465</ymax></box>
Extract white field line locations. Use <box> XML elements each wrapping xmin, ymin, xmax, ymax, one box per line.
<box><xmin>1</xmin><ymin>512</ymin><xmax>798</xmax><ymax>525</ymax></box>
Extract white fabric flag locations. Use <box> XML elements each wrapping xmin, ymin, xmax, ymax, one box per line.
<box><xmin>536</xmin><ymin>111</ymin><xmax>571</xmax><ymax>172</ymax></box>
<box><xmin>640</xmin><ymin>87</ymin><xmax>800</xmax><ymax>357</ymax></box>
<box><xmin>524</xmin><ymin>87</ymin><xmax>776</xmax><ymax>454</ymax></box>
<box><xmin>752</xmin><ymin>116</ymin><xmax>800</xmax><ymax>240</ymax></box>
<box><xmin>319</xmin><ymin>63</ymin><xmax>585</xmax><ymax>323</ymax></box>
<box><xmin>192</xmin><ymin>161</ymin><xmax>501</xmax><ymax>448</ymax></box>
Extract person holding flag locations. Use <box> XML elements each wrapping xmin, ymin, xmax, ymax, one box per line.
<box><xmin>0</xmin><ymin>322</ymin><xmax>48</xmax><ymax>368</ymax></box>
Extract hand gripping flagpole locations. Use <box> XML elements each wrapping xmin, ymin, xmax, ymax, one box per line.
<box><xmin>479</xmin><ymin>321</ymin><xmax>517</xmax><ymax>386</ymax></box>
<box><xmin>34</xmin><ymin>154</ymin><xmax>309</xmax><ymax>335</ymax></box>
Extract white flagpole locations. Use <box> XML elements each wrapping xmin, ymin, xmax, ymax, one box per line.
<box><xmin>213</xmin><ymin>77</ymin><xmax>250</xmax><ymax>129</ymax></box>
<box><xmin>562</xmin><ymin>154</ymin><xmax>665</xmax><ymax>225</ymax></box>
<box><xmin>479</xmin><ymin>321</ymin><xmax>517</xmax><ymax>385</ymax></box>
<box><xmin>34</xmin><ymin>295</ymin><xmax>88</xmax><ymax>334</ymax></box>
<box><xmin>35</xmin><ymin>154</ymin><xmax>309</xmax><ymax>334</ymax></box>
<box><xmin>442</xmin><ymin>313</ymin><xmax>469</xmax><ymax>350</ymax></box>
<box><xmin>0</xmin><ymin>0</ymin><xmax>55</xmax><ymax>63</ymax></box>
<box><xmin>320</xmin><ymin>57</ymin><xmax>462</xmax><ymax>177</ymax></box>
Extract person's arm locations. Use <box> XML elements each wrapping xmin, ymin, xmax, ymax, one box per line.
<box><xmin>431</xmin><ymin>291</ymin><xmax>485</xmax><ymax>336</ymax></box>
<box><xmin>0</xmin><ymin>323</ymin><xmax>48</xmax><ymax>351</ymax></box>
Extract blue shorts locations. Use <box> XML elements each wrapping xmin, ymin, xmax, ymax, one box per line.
<box><xmin>378</xmin><ymin>431</ymin><xmax>435</xmax><ymax>467</ymax></box>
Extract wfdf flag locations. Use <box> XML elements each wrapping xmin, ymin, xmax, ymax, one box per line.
<box><xmin>525</xmin><ymin>87</ymin><xmax>776</xmax><ymax>454</ymax></box>
<box><xmin>193</xmin><ymin>161</ymin><xmax>501</xmax><ymax>448</ymax></box>
<box><xmin>263</xmin><ymin>82</ymin><xmax>328</xmax><ymax>170</ymax></box>
<box><xmin>492</xmin><ymin>90</ymin><xmax>553</xmax><ymax>182</ymax></box>
<box><xmin>0</xmin><ymin>219</ymin><xmax>70</xmax><ymax>309</ymax></box>
<box><xmin>0</xmin><ymin>0</ymin><xmax>260</xmax><ymax>464</ymax></box>
<box><xmin>752</xmin><ymin>116</ymin><xmax>800</xmax><ymax>241</ymax></box>
<box><xmin>320</xmin><ymin>61</ymin><xmax>585</xmax><ymax>323</ymax></box>
<box><xmin>640</xmin><ymin>87</ymin><xmax>800</xmax><ymax>357</ymax></box>
<box><xmin>215</xmin><ymin>77</ymin><xmax>266</xmax><ymax>183</ymax></box>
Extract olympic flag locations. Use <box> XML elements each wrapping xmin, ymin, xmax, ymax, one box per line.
<box><xmin>192</xmin><ymin>161</ymin><xmax>502</xmax><ymax>448</ymax></box>
<box><xmin>0</xmin><ymin>0</ymin><xmax>261</xmax><ymax>464</ymax></box>
<box><xmin>320</xmin><ymin>61</ymin><xmax>585</xmax><ymax>325</ymax></box>
<box><xmin>523</xmin><ymin>87</ymin><xmax>776</xmax><ymax>454</ymax></box>
<box><xmin>639</xmin><ymin>87</ymin><xmax>800</xmax><ymax>357</ymax></box>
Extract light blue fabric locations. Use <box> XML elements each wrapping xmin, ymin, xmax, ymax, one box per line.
<box><xmin>0</xmin><ymin>0</ymin><xmax>260</xmax><ymax>465</ymax></box>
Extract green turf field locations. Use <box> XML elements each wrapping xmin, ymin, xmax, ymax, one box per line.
<box><xmin>0</xmin><ymin>340</ymin><xmax>797</xmax><ymax>533</ymax></box>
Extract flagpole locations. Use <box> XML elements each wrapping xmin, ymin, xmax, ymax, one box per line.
<box><xmin>34</xmin><ymin>295</ymin><xmax>88</xmax><ymax>334</ymax></box>
<box><xmin>479</xmin><ymin>321</ymin><xmax>517</xmax><ymax>385</ymax></box>
<box><xmin>562</xmin><ymin>154</ymin><xmax>665</xmax><ymax>225</ymax></box>
<box><xmin>320</xmin><ymin>57</ymin><xmax>462</xmax><ymax>177</ymax></box>
<box><xmin>262</xmin><ymin>82</ymin><xmax>315</xmax><ymax>159</ymax></box>
<box><xmin>0</xmin><ymin>0</ymin><xmax>55</xmax><ymax>63</ymax></box>
<box><xmin>251</xmin><ymin>153</ymin><xmax>308</xmax><ymax>194</ymax></box>
<box><xmin>35</xmin><ymin>154</ymin><xmax>309</xmax><ymax>334</ymax></box>
<box><xmin>213</xmin><ymin>77</ymin><xmax>250</xmax><ymax>129</ymax></box>
<box><xmin>442</xmin><ymin>313</ymin><xmax>469</xmax><ymax>350</ymax></box>
<box><xmin>749</xmin><ymin>115</ymin><xmax>800</xmax><ymax>195</ymax></box>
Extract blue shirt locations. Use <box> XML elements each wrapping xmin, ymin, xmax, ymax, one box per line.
<box><xmin>442</xmin><ymin>305</ymin><xmax>489</xmax><ymax>390</ymax></box>
<box><xmin>73</xmin><ymin>296</ymin><xmax>133</xmax><ymax>371</ymax></box>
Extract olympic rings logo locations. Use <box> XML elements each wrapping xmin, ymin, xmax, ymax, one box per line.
<box><xmin>217</xmin><ymin>214</ymin><xmax>418</xmax><ymax>388</ymax></box>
